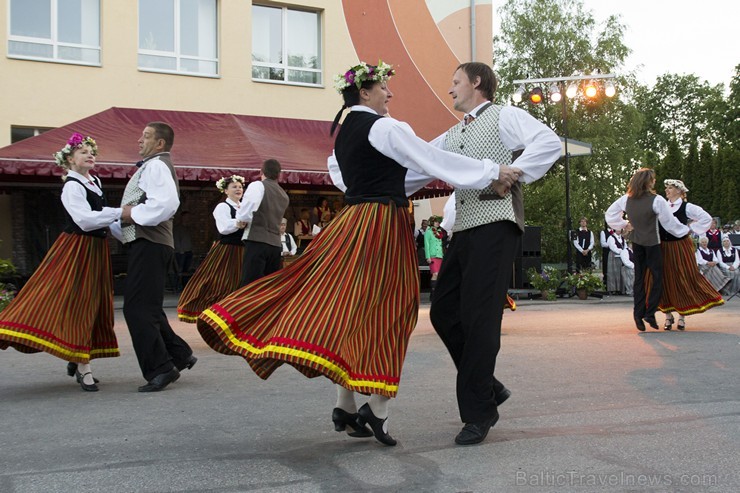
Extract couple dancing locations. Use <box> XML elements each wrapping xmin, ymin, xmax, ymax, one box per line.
<box><xmin>196</xmin><ymin>61</ymin><xmax>560</xmax><ymax>446</ymax></box>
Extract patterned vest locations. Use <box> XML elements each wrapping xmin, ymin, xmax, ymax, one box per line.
<box><xmin>444</xmin><ymin>104</ymin><xmax>524</xmax><ymax>232</ymax></box>
<box><xmin>120</xmin><ymin>152</ymin><xmax>179</xmax><ymax>247</ymax></box>
<box><xmin>243</xmin><ymin>179</ymin><xmax>289</xmax><ymax>247</ymax></box>
<box><xmin>63</xmin><ymin>176</ymin><xmax>107</xmax><ymax>238</ymax></box>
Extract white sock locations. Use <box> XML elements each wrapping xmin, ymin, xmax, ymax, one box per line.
<box><xmin>368</xmin><ymin>395</ymin><xmax>390</xmax><ymax>419</ymax></box>
<box><xmin>666</xmin><ymin>312</ymin><xmax>675</xmax><ymax>322</ymax></box>
<box><xmin>77</xmin><ymin>363</ymin><xmax>95</xmax><ymax>385</ymax></box>
<box><xmin>679</xmin><ymin>315</ymin><xmax>685</xmax><ymax>323</ymax></box>
<box><xmin>335</xmin><ymin>385</ymin><xmax>357</xmax><ymax>413</ymax></box>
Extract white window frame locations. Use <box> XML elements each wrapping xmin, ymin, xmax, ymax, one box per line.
<box><xmin>137</xmin><ymin>0</ymin><xmax>220</xmax><ymax>78</ymax></box>
<box><xmin>7</xmin><ymin>0</ymin><xmax>101</xmax><ymax>66</ymax></box>
<box><xmin>251</xmin><ymin>4</ymin><xmax>322</xmax><ymax>88</ymax></box>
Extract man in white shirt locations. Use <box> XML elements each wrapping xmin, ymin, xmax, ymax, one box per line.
<box><xmin>280</xmin><ymin>218</ymin><xmax>297</xmax><ymax>257</ymax></box>
<box><xmin>428</xmin><ymin>62</ymin><xmax>561</xmax><ymax>446</ymax></box>
<box><xmin>113</xmin><ymin>122</ymin><xmax>196</xmax><ymax>392</ymax></box>
<box><xmin>574</xmin><ymin>217</ymin><xmax>595</xmax><ymax>272</ymax></box>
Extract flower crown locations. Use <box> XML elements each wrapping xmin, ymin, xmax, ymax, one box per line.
<box><xmin>333</xmin><ymin>60</ymin><xmax>395</xmax><ymax>94</ymax></box>
<box><xmin>216</xmin><ymin>175</ymin><xmax>246</xmax><ymax>193</ymax></box>
<box><xmin>53</xmin><ymin>132</ymin><xmax>98</xmax><ymax>168</ymax></box>
<box><xmin>664</xmin><ymin>178</ymin><xmax>689</xmax><ymax>193</ymax></box>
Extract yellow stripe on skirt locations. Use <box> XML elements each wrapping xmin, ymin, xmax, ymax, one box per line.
<box><xmin>177</xmin><ymin>241</ymin><xmax>243</xmax><ymax>323</ymax></box>
<box><xmin>650</xmin><ymin>236</ymin><xmax>724</xmax><ymax>315</ymax></box>
<box><xmin>197</xmin><ymin>201</ymin><xmax>419</xmax><ymax>398</ymax></box>
<box><xmin>0</xmin><ymin>232</ymin><xmax>119</xmax><ymax>362</ymax></box>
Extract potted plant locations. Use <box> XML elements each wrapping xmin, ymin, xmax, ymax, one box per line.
<box><xmin>565</xmin><ymin>270</ymin><xmax>604</xmax><ymax>299</ymax></box>
<box><xmin>527</xmin><ymin>266</ymin><xmax>563</xmax><ymax>301</ymax></box>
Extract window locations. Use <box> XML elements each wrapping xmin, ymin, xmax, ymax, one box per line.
<box><xmin>252</xmin><ymin>4</ymin><xmax>321</xmax><ymax>86</ymax></box>
<box><xmin>11</xmin><ymin>126</ymin><xmax>54</xmax><ymax>144</ymax></box>
<box><xmin>138</xmin><ymin>0</ymin><xmax>218</xmax><ymax>77</ymax></box>
<box><xmin>8</xmin><ymin>0</ymin><xmax>101</xmax><ymax>65</ymax></box>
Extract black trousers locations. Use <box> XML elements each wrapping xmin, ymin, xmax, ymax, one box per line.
<box><xmin>240</xmin><ymin>240</ymin><xmax>282</xmax><ymax>287</ymax></box>
<box><xmin>575</xmin><ymin>250</ymin><xmax>593</xmax><ymax>272</ymax></box>
<box><xmin>430</xmin><ymin>221</ymin><xmax>519</xmax><ymax>423</ymax></box>
<box><xmin>123</xmin><ymin>239</ymin><xmax>193</xmax><ymax>381</ymax></box>
<box><xmin>632</xmin><ymin>243</ymin><xmax>663</xmax><ymax>320</ymax></box>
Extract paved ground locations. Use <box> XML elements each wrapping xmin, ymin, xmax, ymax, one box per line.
<box><xmin>1</xmin><ymin>294</ymin><xmax>738</xmax><ymax>492</ymax></box>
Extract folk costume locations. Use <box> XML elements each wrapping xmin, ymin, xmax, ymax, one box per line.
<box><xmin>574</xmin><ymin>226</ymin><xmax>595</xmax><ymax>271</ymax></box>
<box><xmin>177</xmin><ymin>176</ymin><xmax>245</xmax><ymax>322</ymax></box>
<box><xmin>606</xmin><ymin>232</ymin><xmax>626</xmax><ymax>294</ymax></box>
<box><xmin>197</xmin><ymin>61</ymin><xmax>499</xmax><ymax>446</ymax></box>
<box><xmin>1</xmin><ymin>135</ymin><xmax>121</xmax><ymax>374</ymax></box>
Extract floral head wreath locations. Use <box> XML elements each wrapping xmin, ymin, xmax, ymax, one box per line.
<box><xmin>216</xmin><ymin>175</ymin><xmax>246</xmax><ymax>193</ymax></box>
<box><xmin>53</xmin><ymin>132</ymin><xmax>98</xmax><ymax>169</ymax></box>
<box><xmin>333</xmin><ymin>60</ymin><xmax>395</xmax><ymax>94</ymax></box>
<box><xmin>664</xmin><ymin>178</ymin><xmax>689</xmax><ymax>193</ymax></box>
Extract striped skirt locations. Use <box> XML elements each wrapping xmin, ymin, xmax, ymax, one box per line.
<box><xmin>0</xmin><ymin>233</ymin><xmax>119</xmax><ymax>362</ymax></box>
<box><xmin>197</xmin><ymin>201</ymin><xmax>419</xmax><ymax>398</ymax></box>
<box><xmin>655</xmin><ymin>237</ymin><xmax>724</xmax><ymax>315</ymax></box>
<box><xmin>177</xmin><ymin>241</ymin><xmax>243</xmax><ymax>323</ymax></box>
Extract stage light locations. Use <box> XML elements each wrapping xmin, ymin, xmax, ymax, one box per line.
<box><xmin>604</xmin><ymin>80</ymin><xmax>616</xmax><ymax>98</ymax></box>
<box><xmin>512</xmin><ymin>84</ymin><xmax>525</xmax><ymax>103</ymax></box>
<box><xmin>549</xmin><ymin>83</ymin><xmax>561</xmax><ymax>102</ymax></box>
<box><xmin>529</xmin><ymin>87</ymin><xmax>543</xmax><ymax>104</ymax></box>
<box><xmin>566</xmin><ymin>82</ymin><xmax>578</xmax><ymax>99</ymax></box>
<box><xmin>584</xmin><ymin>80</ymin><xmax>598</xmax><ymax>99</ymax></box>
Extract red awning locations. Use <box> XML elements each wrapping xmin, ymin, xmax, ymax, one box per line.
<box><xmin>0</xmin><ymin>107</ymin><xmax>451</xmax><ymax>196</ymax></box>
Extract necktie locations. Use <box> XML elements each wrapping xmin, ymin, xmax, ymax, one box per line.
<box><xmin>463</xmin><ymin>114</ymin><xmax>475</xmax><ymax>125</ymax></box>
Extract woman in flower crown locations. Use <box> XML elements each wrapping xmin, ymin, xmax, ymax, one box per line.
<box><xmin>197</xmin><ymin>60</ymin><xmax>510</xmax><ymax>446</ymax></box>
<box><xmin>0</xmin><ymin>132</ymin><xmax>122</xmax><ymax>391</ymax></box>
<box><xmin>654</xmin><ymin>178</ymin><xmax>724</xmax><ymax>331</ymax></box>
<box><xmin>177</xmin><ymin>175</ymin><xmax>246</xmax><ymax>323</ymax></box>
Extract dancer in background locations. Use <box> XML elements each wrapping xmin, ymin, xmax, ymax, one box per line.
<box><xmin>177</xmin><ymin>175</ymin><xmax>246</xmax><ymax>322</ymax></box>
<box><xmin>0</xmin><ymin>133</ymin><xmax>120</xmax><ymax>391</ymax></box>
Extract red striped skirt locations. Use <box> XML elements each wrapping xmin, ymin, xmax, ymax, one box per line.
<box><xmin>197</xmin><ymin>201</ymin><xmax>419</xmax><ymax>398</ymax></box>
<box><xmin>177</xmin><ymin>241</ymin><xmax>243</xmax><ymax>323</ymax></box>
<box><xmin>0</xmin><ymin>233</ymin><xmax>119</xmax><ymax>362</ymax></box>
<box><xmin>654</xmin><ymin>237</ymin><xmax>724</xmax><ymax>314</ymax></box>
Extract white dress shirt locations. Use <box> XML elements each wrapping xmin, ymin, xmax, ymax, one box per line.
<box><xmin>236</xmin><ymin>180</ymin><xmax>264</xmax><ymax>224</ymax></box>
<box><xmin>574</xmin><ymin>228</ymin><xmax>594</xmax><ymax>253</ymax></box>
<box><xmin>281</xmin><ymin>232</ymin><xmax>297</xmax><ymax>255</ymax></box>
<box><xmin>620</xmin><ymin>247</ymin><xmax>635</xmax><ymax>269</ymax></box>
<box><xmin>129</xmin><ymin>156</ymin><xmax>179</xmax><ymax>226</ymax></box>
<box><xmin>213</xmin><ymin>198</ymin><xmax>242</xmax><ymax>235</ymax></box>
<box><xmin>605</xmin><ymin>194</ymin><xmax>690</xmax><ymax>239</ymax></box>
<box><xmin>607</xmin><ymin>234</ymin><xmax>624</xmax><ymax>255</ymax></box>
<box><xmin>429</xmin><ymin>102</ymin><xmax>561</xmax><ymax>184</ymax></box>
<box><xmin>666</xmin><ymin>198</ymin><xmax>712</xmax><ymax>235</ymax></box>
<box><xmin>327</xmin><ymin>106</ymin><xmax>498</xmax><ymax>195</ymax></box>
<box><xmin>61</xmin><ymin>170</ymin><xmax>121</xmax><ymax>231</ymax></box>
<box><xmin>718</xmin><ymin>247</ymin><xmax>739</xmax><ymax>270</ymax></box>
<box><xmin>440</xmin><ymin>193</ymin><xmax>457</xmax><ymax>232</ymax></box>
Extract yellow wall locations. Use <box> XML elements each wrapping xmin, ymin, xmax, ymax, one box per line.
<box><xmin>0</xmin><ymin>0</ymin><xmax>358</xmax><ymax>147</ymax></box>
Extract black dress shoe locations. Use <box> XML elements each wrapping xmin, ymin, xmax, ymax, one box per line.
<box><xmin>176</xmin><ymin>355</ymin><xmax>198</xmax><ymax>372</ymax></box>
<box><xmin>138</xmin><ymin>368</ymin><xmax>180</xmax><ymax>393</ymax></box>
<box><xmin>495</xmin><ymin>387</ymin><xmax>512</xmax><ymax>406</ymax></box>
<box><xmin>357</xmin><ymin>403</ymin><xmax>397</xmax><ymax>446</ymax></box>
<box><xmin>455</xmin><ymin>411</ymin><xmax>499</xmax><ymax>445</ymax></box>
<box><xmin>70</xmin><ymin>363</ymin><xmax>100</xmax><ymax>383</ymax></box>
<box><xmin>74</xmin><ymin>370</ymin><xmax>99</xmax><ymax>392</ymax></box>
<box><xmin>331</xmin><ymin>408</ymin><xmax>373</xmax><ymax>438</ymax></box>
<box><xmin>643</xmin><ymin>315</ymin><xmax>659</xmax><ymax>330</ymax></box>
<box><xmin>634</xmin><ymin>317</ymin><xmax>646</xmax><ymax>331</ymax></box>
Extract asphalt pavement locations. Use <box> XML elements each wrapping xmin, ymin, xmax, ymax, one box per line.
<box><xmin>1</xmin><ymin>294</ymin><xmax>738</xmax><ymax>492</ymax></box>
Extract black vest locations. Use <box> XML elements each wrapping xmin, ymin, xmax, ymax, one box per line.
<box><xmin>63</xmin><ymin>176</ymin><xmax>107</xmax><ymax>238</ymax></box>
<box><xmin>219</xmin><ymin>203</ymin><xmax>243</xmax><ymax>245</ymax></box>
<box><xmin>706</xmin><ymin>230</ymin><xmax>722</xmax><ymax>251</ymax></box>
<box><xmin>577</xmin><ymin>229</ymin><xmax>591</xmax><ymax>249</ymax></box>
<box><xmin>334</xmin><ymin>111</ymin><xmax>408</xmax><ymax>207</ymax></box>
<box><xmin>720</xmin><ymin>249</ymin><xmax>737</xmax><ymax>264</ymax></box>
<box><xmin>659</xmin><ymin>201</ymin><xmax>689</xmax><ymax>242</ymax></box>
<box><xmin>698</xmin><ymin>249</ymin><xmax>714</xmax><ymax>262</ymax></box>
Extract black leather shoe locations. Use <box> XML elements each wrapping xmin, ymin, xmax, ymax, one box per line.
<box><xmin>634</xmin><ymin>317</ymin><xmax>646</xmax><ymax>331</ymax></box>
<box><xmin>71</xmin><ymin>363</ymin><xmax>100</xmax><ymax>383</ymax></box>
<box><xmin>176</xmin><ymin>355</ymin><xmax>198</xmax><ymax>372</ymax></box>
<box><xmin>138</xmin><ymin>368</ymin><xmax>180</xmax><ymax>393</ymax></box>
<box><xmin>643</xmin><ymin>315</ymin><xmax>659</xmax><ymax>330</ymax></box>
<box><xmin>332</xmin><ymin>408</ymin><xmax>373</xmax><ymax>438</ymax></box>
<box><xmin>455</xmin><ymin>411</ymin><xmax>499</xmax><ymax>445</ymax></box>
<box><xmin>75</xmin><ymin>370</ymin><xmax>99</xmax><ymax>392</ymax></box>
<box><xmin>495</xmin><ymin>387</ymin><xmax>512</xmax><ymax>406</ymax></box>
<box><xmin>357</xmin><ymin>403</ymin><xmax>397</xmax><ymax>446</ymax></box>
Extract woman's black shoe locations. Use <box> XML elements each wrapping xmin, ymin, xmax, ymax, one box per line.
<box><xmin>75</xmin><ymin>370</ymin><xmax>99</xmax><ymax>392</ymax></box>
<box><xmin>357</xmin><ymin>403</ymin><xmax>397</xmax><ymax>446</ymax></box>
<box><xmin>70</xmin><ymin>363</ymin><xmax>99</xmax><ymax>383</ymax></box>
<box><xmin>331</xmin><ymin>408</ymin><xmax>373</xmax><ymax>438</ymax></box>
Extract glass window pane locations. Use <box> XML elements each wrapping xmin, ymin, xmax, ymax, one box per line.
<box><xmin>8</xmin><ymin>40</ymin><xmax>53</xmax><ymax>58</ymax></box>
<box><xmin>138</xmin><ymin>53</ymin><xmax>177</xmax><ymax>71</ymax></box>
<box><xmin>252</xmin><ymin>65</ymin><xmax>269</xmax><ymax>80</ymax></box>
<box><xmin>288</xmin><ymin>70</ymin><xmax>320</xmax><ymax>85</ymax></box>
<box><xmin>180</xmin><ymin>0</ymin><xmax>216</xmax><ymax>58</ymax></box>
<box><xmin>181</xmin><ymin>58</ymin><xmax>217</xmax><ymax>75</ymax></box>
<box><xmin>58</xmin><ymin>0</ymin><xmax>100</xmax><ymax>45</ymax></box>
<box><xmin>139</xmin><ymin>0</ymin><xmax>175</xmax><ymax>52</ymax></box>
<box><xmin>269</xmin><ymin>67</ymin><xmax>285</xmax><ymax>81</ymax></box>
<box><xmin>10</xmin><ymin>0</ymin><xmax>51</xmax><ymax>38</ymax></box>
<box><xmin>252</xmin><ymin>5</ymin><xmax>282</xmax><ymax>64</ymax></box>
<box><xmin>287</xmin><ymin>10</ymin><xmax>319</xmax><ymax>69</ymax></box>
<box><xmin>58</xmin><ymin>46</ymin><xmax>100</xmax><ymax>63</ymax></box>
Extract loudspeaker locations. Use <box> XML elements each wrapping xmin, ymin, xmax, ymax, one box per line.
<box><xmin>512</xmin><ymin>256</ymin><xmax>542</xmax><ymax>289</ymax></box>
<box><xmin>521</xmin><ymin>226</ymin><xmax>542</xmax><ymax>256</ymax></box>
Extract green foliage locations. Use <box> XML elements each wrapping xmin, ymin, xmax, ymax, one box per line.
<box><xmin>0</xmin><ymin>258</ymin><xmax>16</xmax><ymax>277</ymax></box>
<box><xmin>527</xmin><ymin>265</ymin><xmax>564</xmax><ymax>292</ymax></box>
<box><xmin>565</xmin><ymin>270</ymin><xmax>603</xmax><ymax>293</ymax></box>
<box><xmin>0</xmin><ymin>283</ymin><xmax>15</xmax><ymax>313</ymax></box>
